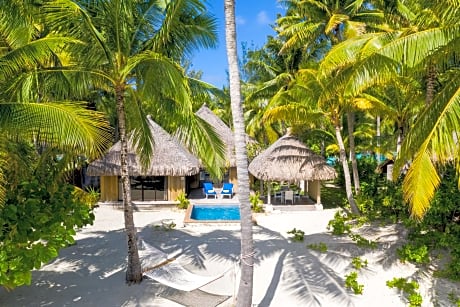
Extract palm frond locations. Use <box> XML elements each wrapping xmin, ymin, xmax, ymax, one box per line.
<box><xmin>43</xmin><ymin>0</ymin><xmax>112</xmax><ymax>64</ymax></box>
<box><xmin>396</xmin><ymin>73</ymin><xmax>460</xmax><ymax>169</ymax></box>
<box><xmin>0</xmin><ymin>36</ymin><xmax>81</xmax><ymax>78</ymax></box>
<box><xmin>402</xmin><ymin>149</ymin><xmax>440</xmax><ymax>219</ymax></box>
<box><xmin>174</xmin><ymin>114</ymin><xmax>226</xmax><ymax>179</ymax></box>
<box><xmin>149</xmin><ymin>0</ymin><xmax>217</xmax><ymax>59</ymax></box>
<box><xmin>132</xmin><ymin>50</ymin><xmax>189</xmax><ymax>104</ymax></box>
<box><xmin>0</xmin><ymin>102</ymin><xmax>113</xmax><ymax>158</ymax></box>
<box><xmin>378</xmin><ymin>25</ymin><xmax>460</xmax><ymax>68</ymax></box>
<box><xmin>280</xmin><ymin>21</ymin><xmax>324</xmax><ymax>53</ymax></box>
<box><xmin>325</xmin><ymin>14</ymin><xmax>349</xmax><ymax>35</ymax></box>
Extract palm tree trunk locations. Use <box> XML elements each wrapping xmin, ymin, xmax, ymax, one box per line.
<box><xmin>116</xmin><ymin>85</ymin><xmax>142</xmax><ymax>284</ymax></box>
<box><xmin>425</xmin><ymin>62</ymin><xmax>436</xmax><ymax>106</ymax></box>
<box><xmin>335</xmin><ymin>122</ymin><xmax>360</xmax><ymax>214</ymax></box>
<box><xmin>396</xmin><ymin>125</ymin><xmax>403</xmax><ymax>154</ymax></box>
<box><xmin>376</xmin><ymin>115</ymin><xmax>381</xmax><ymax>148</ymax></box>
<box><xmin>347</xmin><ymin>111</ymin><xmax>360</xmax><ymax>195</ymax></box>
<box><xmin>224</xmin><ymin>1</ymin><xmax>254</xmax><ymax>305</ymax></box>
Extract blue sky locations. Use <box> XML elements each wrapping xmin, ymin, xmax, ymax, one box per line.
<box><xmin>190</xmin><ymin>1</ymin><xmax>285</xmax><ymax>88</ymax></box>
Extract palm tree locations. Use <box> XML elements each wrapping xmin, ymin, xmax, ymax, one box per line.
<box><xmin>319</xmin><ymin>0</ymin><xmax>460</xmax><ymax>218</ymax></box>
<box><xmin>0</xmin><ymin>1</ymin><xmax>113</xmax><ymax>206</ymax></box>
<box><xmin>272</xmin><ymin>0</ymin><xmax>387</xmax><ymax>204</ymax></box>
<box><xmin>42</xmin><ymin>0</ymin><xmax>225</xmax><ymax>283</ymax></box>
<box><xmin>224</xmin><ymin>0</ymin><xmax>254</xmax><ymax>305</ymax></box>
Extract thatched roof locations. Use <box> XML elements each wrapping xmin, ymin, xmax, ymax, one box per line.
<box><xmin>195</xmin><ymin>104</ymin><xmax>236</xmax><ymax>166</ymax></box>
<box><xmin>248</xmin><ymin>134</ymin><xmax>337</xmax><ymax>182</ymax></box>
<box><xmin>195</xmin><ymin>104</ymin><xmax>257</xmax><ymax>167</ymax></box>
<box><xmin>87</xmin><ymin>117</ymin><xmax>200</xmax><ymax>176</ymax></box>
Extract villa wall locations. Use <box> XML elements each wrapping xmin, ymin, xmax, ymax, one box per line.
<box><xmin>100</xmin><ymin>176</ymin><xmax>119</xmax><ymax>202</ymax></box>
<box><xmin>307</xmin><ymin>180</ymin><xmax>321</xmax><ymax>205</ymax></box>
<box><xmin>168</xmin><ymin>176</ymin><xmax>185</xmax><ymax>201</ymax></box>
<box><xmin>228</xmin><ymin>167</ymin><xmax>238</xmax><ymax>192</ymax></box>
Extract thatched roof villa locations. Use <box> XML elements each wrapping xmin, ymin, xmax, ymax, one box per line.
<box><xmin>87</xmin><ymin>116</ymin><xmax>201</xmax><ymax>202</ymax></box>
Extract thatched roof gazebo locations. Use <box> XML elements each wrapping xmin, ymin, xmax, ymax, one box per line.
<box><xmin>248</xmin><ymin>133</ymin><xmax>337</xmax><ymax>206</ymax></box>
<box><xmin>87</xmin><ymin>116</ymin><xmax>201</xmax><ymax>177</ymax></box>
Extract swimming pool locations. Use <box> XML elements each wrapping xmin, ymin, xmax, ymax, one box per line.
<box><xmin>184</xmin><ymin>204</ymin><xmax>240</xmax><ymax>225</ymax></box>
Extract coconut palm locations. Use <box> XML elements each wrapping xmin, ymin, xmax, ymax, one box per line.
<box><xmin>40</xmin><ymin>0</ymin><xmax>225</xmax><ymax>283</ymax></box>
<box><xmin>272</xmin><ymin>0</ymin><xmax>388</xmax><ymax>202</ymax></box>
<box><xmin>224</xmin><ymin>0</ymin><xmax>254</xmax><ymax>305</ymax></box>
<box><xmin>0</xmin><ymin>1</ymin><xmax>113</xmax><ymax>206</ymax></box>
<box><xmin>319</xmin><ymin>0</ymin><xmax>460</xmax><ymax>217</ymax></box>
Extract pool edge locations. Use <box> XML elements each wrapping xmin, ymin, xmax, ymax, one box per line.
<box><xmin>184</xmin><ymin>203</ymin><xmax>242</xmax><ymax>226</ymax></box>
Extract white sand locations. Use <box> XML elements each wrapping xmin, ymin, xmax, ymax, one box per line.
<box><xmin>1</xmin><ymin>204</ymin><xmax>459</xmax><ymax>307</ymax></box>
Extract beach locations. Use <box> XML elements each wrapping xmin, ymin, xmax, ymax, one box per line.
<box><xmin>1</xmin><ymin>204</ymin><xmax>459</xmax><ymax>307</ymax></box>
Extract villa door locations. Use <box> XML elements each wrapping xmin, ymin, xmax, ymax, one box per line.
<box><xmin>118</xmin><ymin>176</ymin><xmax>166</xmax><ymax>201</ymax></box>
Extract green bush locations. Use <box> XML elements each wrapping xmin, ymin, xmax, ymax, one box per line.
<box><xmin>344</xmin><ymin>271</ymin><xmax>364</xmax><ymax>294</ymax></box>
<box><xmin>250</xmin><ymin>192</ymin><xmax>264</xmax><ymax>213</ymax></box>
<box><xmin>327</xmin><ymin>210</ymin><xmax>352</xmax><ymax>235</ymax></box>
<box><xmin>386</xmin><ymin>277</ymin><xmax>422</xmax><ymax>307</ymax></box>
<box><xmin>307</xmin><ymin>242</ymin><xmax>328</xmax><ymax>253</ymax></box>
<box><xmin>397</xmin><ymin>243</ymin><xmax>429</xmax><ymax>264</ymax></box>
<box><xmin>176</xmin><ymin>192</ymin><xmax>190</xmax><ymax>209</ymax></box>
<box><xmin>1</xmin><ymin>178</ymin><xmax>94</xmax><ymax>289</ymax></box>
<box><xmin>349</xmin><ymin>233</ymin><xmax>378</xmax><ymax>249</ymax></box>
<box><xmin>287</xmin><ymin>228</ymin><xmax>305</xmax><ymax>242</ymax></box>
<box><xmin>351</xmin><ymin>257</ymin><xmax>368</xmax><ymax>270</ymax></box>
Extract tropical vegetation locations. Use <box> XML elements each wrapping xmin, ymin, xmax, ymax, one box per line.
<box><xmin>1</xmin><ymin>0</ymin><xmax>460</xmax><ymax>305</ymax></box>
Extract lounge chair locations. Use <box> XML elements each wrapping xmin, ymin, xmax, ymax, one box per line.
<box><xmin>202</xmin><ymin>182</ymin><xmax>217</xmax><ymax>199</ymax></box>
<box><xmin>220</xmin><ymin>182</ymin><xmax>234</xmax><ymax>199</ymax></box>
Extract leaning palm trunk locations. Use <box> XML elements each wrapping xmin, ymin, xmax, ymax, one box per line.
<box><xmin>347</xmin><ymin>111</ymin><xmax>360</xmax><ymax>195</ymax></box>
<box><xmin>224</xmin><ymin>0</ymin><xmax>254</xmax><ymax>305</ymax></box>
<box><xmin>335</xmin><ymin>123</ymin><xmax>360</xmax><ymax>214</ymax></box>
<box><xmin>116</xmin><ymin>86</ymin><xmax>142</xmax><ymax>283</ymax></box>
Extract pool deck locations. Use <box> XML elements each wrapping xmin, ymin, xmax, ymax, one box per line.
<box><xmin>103</xmin><ymin>188</ymin><xmax>320</xmax><ymax>212</ymax></box>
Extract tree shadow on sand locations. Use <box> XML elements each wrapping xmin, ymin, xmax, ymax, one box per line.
<box><xmin>138</xmin><ymin>221</ymin><xmax>414</xmax><ymax>306</ymax></box>
<box><xmin>0</xmin><ymin>218</ymin><xmax>422</xmax><ymax>307</ymax></box>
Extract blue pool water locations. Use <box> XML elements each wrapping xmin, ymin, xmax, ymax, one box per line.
<box><xmin>191</xmin><ymin>204</ymin><xmax>240</xmax><ymax>221</ymax></box>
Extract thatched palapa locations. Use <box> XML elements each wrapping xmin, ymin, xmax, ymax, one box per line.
<box><xmin>249</xmin><ymin>133</ymin><xmax>336</xmax><ymax>206</ymax></box>
<box><xmin>248</xmin><ymin>134</ymin><xmax>337</xmax><ymax>182</ymax></box>
<box><xmin>196</xmin><ymin>104</ymin><xmax>236</xmax><ymax>166</ymax></box>
<box><xmin>87</xmin><ymin>116</ymin><xmax>200</xmax><ymax>177</ymax></box>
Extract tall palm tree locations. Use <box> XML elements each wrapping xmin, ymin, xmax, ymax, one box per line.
<box><xmin>224</xmin><ymin>0</ymin><xmax>254</xmax><ymax>305</ymax></box>
<box><xmin>275</xmin><ymin>0</ymin><xmax>386</xmax><ymax>204</ymax></box>
<box><xmin>42</xmin><ymin>0</ymin><xmax>225</xmax><ymax>283</ymax></box>
<box><xmin>0</xmin><ymin>1</ymin><xmax>113</xmax><ymax>206</ymax></box>
<box><xmin>320</xmin><ymin>0</ymin><xmax>460</xmax><ymax>218</ymax></box>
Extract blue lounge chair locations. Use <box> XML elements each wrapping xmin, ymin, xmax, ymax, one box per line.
<box><xmin>203</xmin><ymin>182</ymin><xmax>217</xmax><ymax>199</ymax></box>
<box><xmin>220</xmin><ymin>183</ymin><xmax>234</xmax><ymax>199</ymax></box>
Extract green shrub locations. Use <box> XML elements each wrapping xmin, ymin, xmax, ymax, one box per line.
<box><xmin>287</xmin><ymin>228</ymin><xmax>305</xmax><ymax>242</ymax></box>
<box><xmin>250</xmin><ymin>192</ymin><xmax>264</xmax><ymax>213</ymax></box>
<box><xmin>351</xmin><ymin>257</ymin><xmax>368</xmax><ymax>270</ymax></box>
<box><xmin>344</xmin><ymin>271</ymin><xmax>364</xmax><ymax>294</ymax></box>
<box><xmin>397</xmin><ymin>243</ymin><xmax>429</xmax><ymax>264</ymax></box>
<box><xmin>386</xmin><ymin>277</ymin><xmax>422</xmax><ymax>307</ymax></box>
<box><xmin>176</xmin><ymin>192</ymin><xmax>190</xmax><ymax>209</ymax></box>
<box><xmin>447</xmin><ymin>291</ymin><xmax>460</xmax><ymax>306</ymax></box>
<box><xmin>1</xmin><ymin>179</ymin><xmax>94</xmax><ymax>289</ymax></box>
<box><xmin>307</xmin><ymin>242</ymin><xmax>328</xmax><ymax>253</ymax></box>
<box><xmin>349</xmin><ymin>233</ymin><xmax>378</xmax><ymax>249</ymax></box>
<box><xmin>327</xmin><ymin>210</ymin><xmax>352</xmax><ymax>235</ymax></box>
